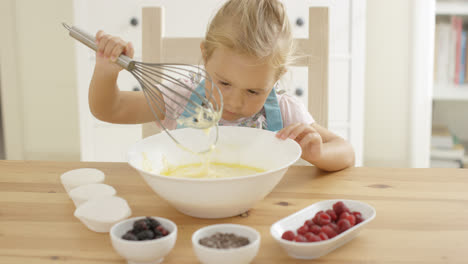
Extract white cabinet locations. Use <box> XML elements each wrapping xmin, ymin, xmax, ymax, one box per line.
<box><xmin>73</xmin><ymin>0</ymin><xmax>366</xmax><ymax>165</ymax></box>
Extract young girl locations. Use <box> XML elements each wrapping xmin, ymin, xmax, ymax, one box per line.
<box><xmin>89</xmin><ymin>0</ymin><xmax>355</xmax><ymax>171</ymax></box>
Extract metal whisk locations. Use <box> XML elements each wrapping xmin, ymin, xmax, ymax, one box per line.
<box><xmin>63</xmin><ymin>23</ymin><xmax>223</xmax><ymax>153</ymax></box>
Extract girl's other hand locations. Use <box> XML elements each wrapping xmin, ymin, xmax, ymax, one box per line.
<box><xmin>95</xmin><ymin>30</ymin><xmax>134</xmax><ymax>74</ymax></box>
<box><xmin>276</xmin><ymin>123</ymin><xmax>323</xmax><ymax>162</ymax></box>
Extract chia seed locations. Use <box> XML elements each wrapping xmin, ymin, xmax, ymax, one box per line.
<box><xmin>199</xmin><ymin>232</ymin><xmax>250</xmax><ymax>249</ymax></box>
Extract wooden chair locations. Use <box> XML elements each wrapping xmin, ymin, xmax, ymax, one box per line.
<box><xmin>141</xmin><ymin>6</ymin><xmax>328</xmax><ymax>138</ymax></box>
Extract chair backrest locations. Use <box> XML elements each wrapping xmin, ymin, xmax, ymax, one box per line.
<box><xmin>141</xmin><ymin>6</ymin><xmax>328</xmax><ymax>138</ymax></box>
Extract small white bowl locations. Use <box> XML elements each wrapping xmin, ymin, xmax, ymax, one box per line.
<box><xmin>270</xmin><ymin>199</ymin><xmax>376</xmax><ymax>259</ymax></box>
<box><xmin>74</xmin><ymin>196</ymin><xmax>131</xmax><ymax>232</ymax></box>
<box><xmin>69</xmin><ymin>183</ymin><xmax>116</xmax><ymax>207</ymax></box>
<box><xmin>60</xmin><ymin>168</ymin><xmax>105</xmax><ymax>193</ymax></box>
<box><xmin>110</xmin><ymin>216</ymin><xmax>177</xmax><ymax>264</ymax></box>
<box><xmin>192</xmin><ymin>224</ymin><xmax>260</xmax><ymax>264</ymax></box>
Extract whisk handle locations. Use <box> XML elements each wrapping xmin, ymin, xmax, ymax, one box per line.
<box><xmin>62</xmin><ymin>23</ymin><xmax>133</xmax><ymax>70</ymax></box>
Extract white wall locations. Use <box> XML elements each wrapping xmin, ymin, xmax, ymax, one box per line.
<box><xmin>0</xmin><ymin>0</ymin><xmax>80</xmax><ymax>160</ymax></box>
<box><xmin>364</xmin><ymin>0</ymin><xmax>412</xmax><ymax>167</ymax></box>
<box><xmin>1</xmin><ymin>0</ymin><xmax>415</xmax><ymax>165</ymax></box>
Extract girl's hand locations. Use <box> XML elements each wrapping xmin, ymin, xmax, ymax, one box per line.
<box><xmin>95</xmin><ymin>30</ymin><xmax>134</xmax><ymax>74</ymax></box>
<box><xmin>276</xmin><ymin>123</ymin><xmax>323</xmax><ymax>162</ymax></box>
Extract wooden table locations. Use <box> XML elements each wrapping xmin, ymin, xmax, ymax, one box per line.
<box><xmin>1</xmin><ymin>161</ymin><xmax>467</xmax><ymax>263</ymax></box>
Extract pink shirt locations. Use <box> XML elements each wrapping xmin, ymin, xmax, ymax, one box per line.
<box><xmin>159</xmin><ymin>80</ymin><xmax>314</xmax><ymax>130</ymax></box>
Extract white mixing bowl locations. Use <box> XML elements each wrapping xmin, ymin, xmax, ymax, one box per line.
<box><xmin>127</xmin><ymin>126</ymin><xmax>302</xmax><ymax>219</ymax></box>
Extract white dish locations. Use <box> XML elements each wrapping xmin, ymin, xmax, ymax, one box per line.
<box><xmin>127</xmin><ymin>126</ymin><xmax>302</xmax><ymax>218</ymax></box>
<box><xmin>74</xmin><ymin>196</ymin><xmax>132</xmax><ymax>232</ymax></box>
<box><xmin>110</xmin><ymin>216</ymin><xmax>177</xmax><ymax>264</ymax></box>
<box><xmin>270</xmin><ymin>199</ymin><xmax>376</xmax><ymax>259</ymax></box>
<box><xmin>192</xmin><ymin>224</ymin><xmax>260</xmax><ymax>264</ymax></box>
<box><xmin>69</xmin><ymin>183</ymin><xmax>116</xmax><ymax>207</ymax></box>
<box><xmin>60</xmin><ymin>168</ymin><xmax>105</xmax><ymax>193</ymax></box>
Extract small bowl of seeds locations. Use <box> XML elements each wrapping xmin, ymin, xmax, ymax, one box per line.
<box><xmin>191</xmin><ymin>224</ymin><xmax>260</xmax><ymax>264</ymax></box>
<box><xmin>110</xmin><ymin>216</ymin><xmax>177</xmax><ymax>264</ymax></box>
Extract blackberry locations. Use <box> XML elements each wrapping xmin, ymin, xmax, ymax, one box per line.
<box><xmin>133</xmin><ymin>219</ymin><xmax>150</xmax><ymax>233</ymax></box>
<box><xmin>136</xmin><ymin>230</ymin><xmax>155</xmax><ymax>240</ymax></box>
<box><xmin>153</xmin><ymin>228</ymin><xmax>163</xmax><ymax>238</ymax></box>
<box><xmin>146</xmin><ymin>217</ymin><xmax>161</xmax><ymax>229</ymax></box>
<box><xmin>122</xmin><ymin>231</ymin><xmax>138</xmax><ymax>241</ymax></box>
<box><xmin>156</xmin><ymin>225</ymin><xmax>169</xmax><ymax>236</ymax></box>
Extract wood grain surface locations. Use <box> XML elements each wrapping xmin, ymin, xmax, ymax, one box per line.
<box><xmin>1</xmin><ymin>160</ymin><xmax>467</xmax><ymax>263</ymax></box>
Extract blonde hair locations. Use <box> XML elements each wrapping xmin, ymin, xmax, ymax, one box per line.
<box><xmin>203</xmin><ymin>0</ymin><xmax>295</xmax><ymax>79</ymax></box>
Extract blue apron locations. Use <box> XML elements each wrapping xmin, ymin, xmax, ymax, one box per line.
<box><xmin>177</xmin><ymin>80</ymin><xmax>283</xmax><ymax>131</ymax></box>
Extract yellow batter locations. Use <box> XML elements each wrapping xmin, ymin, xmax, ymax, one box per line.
<box><xmin>160</xmin><ymin>162</ymin><xmax>264</xmax><ymax>179</ymax></box>
<box><xmin>176</xmin><ymin>105</ymin><xmax>221</xmax><ymax>130</ymax></box>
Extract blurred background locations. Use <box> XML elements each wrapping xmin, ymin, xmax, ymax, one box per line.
<box><xmin>1</xmin><ymin>0</ymin><xmax>467</xmax><ymax>168</ymax></box>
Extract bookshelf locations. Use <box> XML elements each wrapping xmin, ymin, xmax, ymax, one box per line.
<box><xmin>434</xmin><ymin>0</ymin><xmax>468</xmax><ymax>101</ymax></box>
<box><xmin>434</xmin><ymin>1</ymin><xmax>468</xmax><ymax>101</ymax></box>
<box><xmin>432</xmin><ymin>0</ymin><xmax>468</xmax><ymax>168</ymax></box>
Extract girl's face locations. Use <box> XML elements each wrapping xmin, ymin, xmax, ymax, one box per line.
<box><xmin>203</xmin><ymin>46</ymin><xmax>277</xmax><ymax>121</ymax></box>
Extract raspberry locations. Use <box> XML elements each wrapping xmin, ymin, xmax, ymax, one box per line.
<box><xmin>327</xmin><ymin>223</ymin><xmax>339</xmax><ymax>233</ymax></box>
<box><xmin>312</xmin><ymin>216</ymin><xmax>320</xmax><ymax>225</ymax></box>
<box><xmin>309</xmin><ymin>224</ymin><xmax>322</xmax><ymax>235</ymax></box>
<box><xmin>339</xmin><ymin>211</ymin><xmax>349</xmax><ymax>220</ymax></box>
<box><xmin>333</xmin><ymin>201</ymin><xmax>350</xmax><ymax>216</ymax></box>
<box><xmin>340</xmin><ymin>212</ymin><xmax>356</xmax><ymax>226</ymax></box>
<box><xmin>352</xmin><ymin>211</ymin><xmax>362</xmax><ymax>218</ymax></box>
<box><xmin>326</xmin><ymin>209</ymin><xmax>337</xmax><ymax>221</ymax></box>
<box><xmin>312</xmin><ymin>211</ymin><xmax>323</xmax><ymax>225</ymax></box>
<box><xmin>294</xmin><ymin>235</ymin><xmax>308</xmax><ymax>242</ymax></box>
<box><xmin>337</xmin><ymin>219</ymin><xmax>352</xmax><ymax>233</ymax></box>
<box><xmin>321</xmin><ymin>225</ymin><xmax>337</xmax><ymax>239</ymax></box>
<box><xmin>304</xmin><ymin>232</ymin><xmax>321</xmax><ymax>242</ymax></box>
<box><xmin>281</xmin><ymin>230</ymin><xmax>295</xmax><ymax>241</ymax></box>
<box><xmin>316</xmin><ymin>212</ymin><xmax>331</xmax><ymax>226</ymax></box>
<box><xmin>352</xmin><ymin>211</ymin><xmax>365</xmax><ymax>224</ymax></box>
<box><xmin>297</xmin><ymin>224</ymin><xmax>309</xmax><ymax>235</ymax></box>
<box><xmin>318</xmin><ymin>232</ymin><xmax>329</xmax><ymax>241</ymax></box>
<box><xmin>347</xmin><ymin>215</ymin><xmax>356</xmax><ymax>226</ymax></box>
<box><xmin>304</xmin><ymin>219</ymin><xmax>314</xmax><ymax>227</ymax></box>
